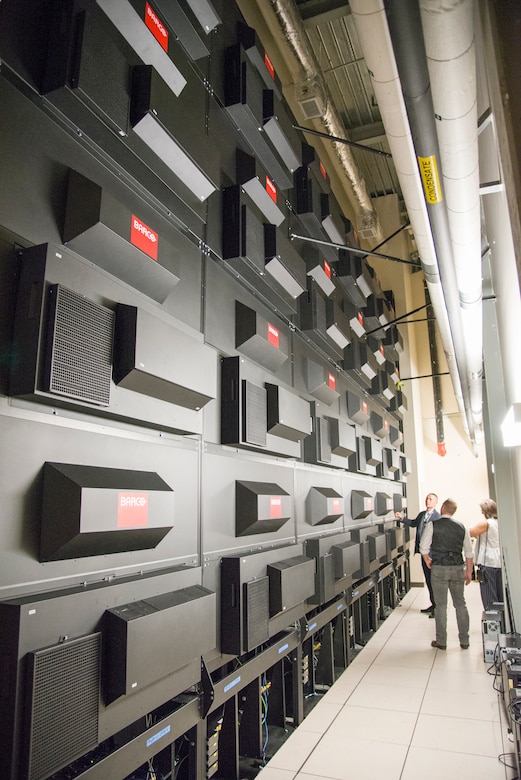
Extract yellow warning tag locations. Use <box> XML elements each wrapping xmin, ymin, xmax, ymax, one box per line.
<box><xmin>418</xmin><ymin>155</ymin><xmax>443</xmax><ymax>204</ymax></box>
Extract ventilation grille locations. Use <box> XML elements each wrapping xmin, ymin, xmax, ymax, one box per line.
<box><xmin>25</xmin><ymin>633</ymin><xmax>101</xmax><ymax>780</ymax></box>
<box><xmin>45</xmin><ymin>284</ymin><xmax>114</xmax><ymax>405</ymax></box>
<box><xmin>242</xmin><ymin>380</ymin><xmax>267</xmax><ymax>446</ymax></box>
<box><xmin>244</xmin><ymin>577</ymin><xmax>270</xmax><ymax>651</ymax></box>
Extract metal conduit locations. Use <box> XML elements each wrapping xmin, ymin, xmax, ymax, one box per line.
<box><xmin>384</xmin><ymin>0</ymin><xmax>476</xmax><ymax>443</ymax></box>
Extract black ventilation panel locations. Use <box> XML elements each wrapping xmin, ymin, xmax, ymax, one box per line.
<box><xmin>320</xmin><ymin>192</ymin><xmax>346</xmax><ymax>246</ymax></box>
<box><xmin>306</xmin><ymin>486</ymin><xmax>343</xmax><ymax>526</ymax></box>
<box><xmin>96</xmin><ymin>0</ymin><xmax>187</xmax><ymax>94</ymax></box>
<box><xmin>236</xmin><ymin>148</ymin><xmax>285</xmax><ymax>226</ymax></box>
<box><xmin>342</xmin><ymin>301</ymin><xmax>366</xmax><ymax>338</ymax></box>
<box><xmin>304</xmin><ymin>408</ymin><xmax>332</xmax><ymax>466</ymax></box>
<box><xmin>244</xmin><ymin>577</ymin><xmax>270</xmax><ymax>652</ymax></box>
<box><xmin>222</xmin><ymin>188</ymin><xmax>297</xmax><ymax>315</ymax></box>
<box><xmin>375</xmin><ymin>492</ymin><xmax>393</xmax><ymax>516</ymax></box>
<box><xmin>384</xmin><ymin>448</ymin><xmax>400</xmax><ymax>474</ymax></box>
<box><xmin>364</xmin><ymin>436</ymin><xmax>383</xmax><ymax>467</ymax></box>
<box><xmin>262</xmin><ymin>90</ymin><xmax>301</xmax><ymax>173</ymax></box>
<box><xmin>363</xmin><ymin>295</ymin><xmax>390</xmax><ymax>338</ymax></box>
<box><xmin>46</xmin><ymin>284</ymin><xmax>113</xmax><ymax>406</ymax></box>
<box><xmin>394</xmin><ymin>525</ymin><xmax>405</xmax><ymax>550</ymax></box>
<box><xmin>224</xmin><ymin>44</ymin><xmax>292</xmax><ymax>190</ymax></box>
<box><xmin>389</xmin><ymin>424</ymin><xmax>403</xmax><ymax>447</ymax></box>
<box><xmin>221</xmin><ymin>357</ymin><xmax>267</xmax><ymax>449</ymax></box>
<box><xmin>235</xmin><ymin>481</ymin><xmax>291</xmax><ymax>536</ymax></box>
<box><xmin>326</xmin><ymin>297</ymin><xmax>351</xmax><ymax>349</ymax></box>
<box><xmin>9</xmin><ymin>247</ymin><xmax>115</xmax><ymax>407</ymax></box>
<box><xmin>293</xmin><ymin>167</ymin><xmax>336</xmax><ymax>263</ymax></box>
<box><xmin>370</xmin><ymin>370</ymin><xmax>395</xmax><ymax>405</ymax></box>
<box><xmin>367</xmin><ymin>335</ymin><xmax>387</xmax><ymax>366</ymax></box>
<box><xmin>103</xmin><ymin>584</ymin><xmax>215</xmax><ymax>703</ymax></box>
<box><xmin>130</xmin><ymin>64</ymin><xmax>218</xmax><ymax>202</ymax></box>
<box><xmin>351</xmin><ymin>489</ymin><xmax>373</xmax><ymax>519</ymax></box>
<box><xmin>370</xmin><ymin>412</ymin><xmax>388</xmax><ymax>439</ymax></box>
<box><xmin>43</xmin><ymin>5</ymin><xmax>130</xmax><ymax>135</ymax></box>
<box><xmin>306</xmin><ymin>360</ymin><xmax>340</xmax><ymax>406</ymax></box>
<box><xmin>40</xmin><ymin>462</ymin><xmax>174</xmax><ymax>561</ymax></box>
<box><xmin>329</xmin><ymin>418</ymin><xmax>356</xmax><ymax>457</ymax></box>
<box><xmin>302</xmin><ymin>245</ymin><xmax>336</xmax><ymax>297</ymax></box>
<box><xmin>267</xmin><ymin>555</ymin><xmax>315</xmax><ymax>616</ymax></box>
<box><xmin>302</xmin><ymin>141</ymin><xmax>331</xmax><ymax>193</ymax></box>
<box><xmin>346</xmin><ymin>390</ymin><xmax>370</xmax><ymax>425</ymax></box>
<box><xmin>63</xmin><ymin>170</ymin><xmax>180</xmax><ymax>303</ymax></box>
<box><xmin>332</xmin><ymin>541</ymin><xmax>361</xmax><ymax>580</ymax></box>
<box><xmin>390</xmin><ymin>390</ymin><xmax>408</xmax><ymax>415</ymax></box>
<box><xmin>24</xmin><ymin>633</ymin><xmax>100</xmax><ymax>780</ymax></box>
<box><xmin>299</xmin><ymin>279</ymin><xmax>344</xmax><ymax>361</ymax></box>
<box><xmin>151</xmin><ymin>0</ymin><xmax>211</xmax><ymax>61</ymax></box>
<box><xmin>182</xmin><ymin>0</ymin><xmax>221</xmax><ymax>34</ymax></box>
<box><xmin>368</xmin><ymin>532</ymin><xmax>387</xmax><ymax>563</ymax></box>
<box><xmin>393</xmin><ymin>493</ymin><xmax>407</xmax><ymax>512</ymax></box>
<box><xmin>400</xmin><ymin>456</ymin><xmax>412</xmax><ymax>476</ymax></box>
<box><xmin>264</xmin><ymin>224</ymin><xmax>307</xmax><ymax>299</ymax></box>
<box><xmin>266</xmin><ymin>383</ymin><xmax>311</xmax><ymax>442</ymax></box>
<box><xmin>113</xmin><ymin>304</ymin><xmax>216</xmax><ymax>410</ymax></box>
<box><xmin>332</xmin><ymin>250</ymin><xmax>372</xmax><ymax>307</ymax></box>
<box><xmin>237</xmin><ymin>22</ymin><xmax>283</xmax><ymax>99</ymax></box>
<box><xmin>383</xmin><ymin>325</ymin><xmax>404</xmax><ymax>361</ymax></box>
<box><xmin>235</xmin><ymin>301</ymin><xmax>289</xmax><ymax>372</ymax></box>
<box><xmin>343</xmin><ymin>339</ymin><xmax>378</xmax><ymax>388</ymax></box>
<box><xmin>220</xmin><ymin>554</ymin><xmax>271</xmax><ymax>655</ymax></box>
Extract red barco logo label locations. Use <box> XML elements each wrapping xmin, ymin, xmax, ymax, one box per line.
<box><xmin>145</xmin><ymin>3</ymin><xmax>168</xmax><ymax>51</ymax></box>
<box><xmin>328</xmin><ymin>372</ymin><xmax>336</xmax><ymax>390</ymax></box>
<box><xmin>270</xmin><ymin>496</ymin><xmax>282</xmax><ymax>518</ymax></box>
<box><xmin>319</xmin><ymin>160</ymin><xmax>327</xmax><ymax>180</ymax></box>
<box><xmin>267</xmin><ymin>322</ymin><xmax>279</xmax><ymax>348</ymax></box>
<box><xmin>332</xmin><ymin>499</ymin><xmax>341</xmax><ymax>514</ymax></box>
<box><xmin>323</xmin><ymin>259</ymin><xmax>331</xmax><ymax>278</ymax></box>
<box><xmin>131</xmin><ymin>215</ymin><xmax>158</xmax><ymax>260</ymax></box>
<box><xmin>264</xmin><ymin>51</ymin><xmax>275</xmax><ymax>80</ymax></box>
<box><xmin>118</xmin><ymin>492</ymin><xmax>149</xmax><ymax>528</ymax></box>
<box><xmin>265</xmin><ymin>175</ymin><xmax>277</xmax><ymax>204</ymax></box>
<box><xmin>362</xmin><ymin>401</ymin><xmax>368</xmax><ymax>415</ymax></box>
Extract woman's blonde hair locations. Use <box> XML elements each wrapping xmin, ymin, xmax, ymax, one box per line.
<box><xmin>480</xmin><ymin>499</ymin><xmax>498</xmax><ymax>519</ymax></box>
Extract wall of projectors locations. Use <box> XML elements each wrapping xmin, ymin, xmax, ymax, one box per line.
<box><xmin>0</xmin><ymin>1</ymin><xmax>411</xmax><ymax>778</ymax></box>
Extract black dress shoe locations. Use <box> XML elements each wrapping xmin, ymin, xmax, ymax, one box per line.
<box><xmin>421</xmin><ymin>606</ymin><xmax>435</xmax><ymax>614</ymax></box>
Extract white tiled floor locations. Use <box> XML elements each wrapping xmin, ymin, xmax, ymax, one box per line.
<box><xmin>257</xmin><ymin>582</ymin><xmax>517</xmax><ymax>780</ymax></box>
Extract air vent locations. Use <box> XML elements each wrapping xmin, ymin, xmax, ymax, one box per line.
<box><xmin>24</xmin><ymin>634</ymin><xmax>100</xmax><ymax>780</ymax></box>
<box><xmin>295</xmin><ymin>77</ymin><xmax>326</xmax><ymax>119</ymax></box>
<box><xmin>44</xmin><ymin>284</ymin><xmax>113</xmax><ymax>406</ymax></box>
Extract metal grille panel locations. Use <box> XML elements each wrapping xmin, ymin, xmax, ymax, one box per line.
<box><xmin>242</xmin><ymin>380</ymin><xmax>267</xmax><ymax>446</ymax></box>
<box><xmin>244</xmin><ymin>577</ymin><xmax>270</xmax><ymax>651</ymax></box>
<box><xmin>45</xmin><ymin>284</ymin><xmax>114</xmax><ymax>405</ymax></box>
<box><xmin>25</xmin><ymin>633</ymin><xmax>100</xmax><ymax>780</ymax></box>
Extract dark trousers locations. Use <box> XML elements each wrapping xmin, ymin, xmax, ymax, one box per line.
<box><xmin>422</xmin><ymin>555</ymin><xmax>435</xmax><ymax>607</ymax></box>
<box><xmin>479</xmin><ymin>566</ymin><xmax>503</xmax><ymax>610</ymax></box>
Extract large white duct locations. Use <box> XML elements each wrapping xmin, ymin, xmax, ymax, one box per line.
<box><xmin>349</xmin><ymin>0</ymin><xmax>466</xmax><ymax>422</ymax></box>
<box><xmin>419</xmin><ymin>0</ymin><xmax>483</xmax><ymax>436</ymax></box>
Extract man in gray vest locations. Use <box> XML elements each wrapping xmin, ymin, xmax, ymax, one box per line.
<box><xmin>420</xmin><ymin>498</ymin><xmax>473</xmax><ymax>650</ymax></box>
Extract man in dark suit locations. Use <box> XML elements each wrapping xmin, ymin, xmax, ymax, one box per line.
<box><xmin>396</xmin><ymin>493</ymin><xmax>440</xmax><ymax>615</ymax></box>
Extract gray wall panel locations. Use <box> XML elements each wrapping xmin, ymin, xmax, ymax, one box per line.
<box><xmin>201</xmin><ymin>445</ymin><xmax>297</xmax><ymax>557</ymax></box>
<box><xmin>0</xmin><ymin>410</ymin><xmax>200</xmax><ymax>595</ymax></box>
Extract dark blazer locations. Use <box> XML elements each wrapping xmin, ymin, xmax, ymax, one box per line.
<box><xmin>400</xmin><ymin>508</ymin><xmax>441</xmax><ymax>554</ymax></box>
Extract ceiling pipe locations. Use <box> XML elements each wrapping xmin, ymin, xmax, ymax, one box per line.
<box><xmin>348</xmin><ymin>0</ymin><xmax>468</xmax><ymax>433</ymax></box>
<box><xmin>384</xmin><ymin>0</ymin><xmax>481</xmax><ymax>445</ymax></box>
<box><xmin>419</xmin><ymin>0</ymin><xmax>483</xmax><ymax>439</ymax></box>
<box><xmin>266</xmin><ymin>0</ymin><xmax>384</xmax><ymax>243</ymax></box>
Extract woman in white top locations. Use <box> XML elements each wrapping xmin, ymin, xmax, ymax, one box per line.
<box><xmin>469</xmin><ymin>499</ymin><xmax>503</xmax><ymax>610</ymax></box>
